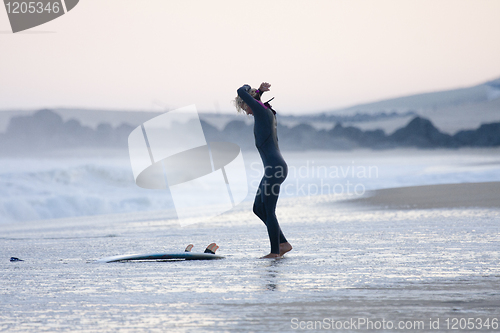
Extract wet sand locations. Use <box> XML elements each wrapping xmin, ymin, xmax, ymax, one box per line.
<box><xmin>348</xmin><ymin>181</ymin><xmax>500</xmax><ymax>209</ymax></box>
<box><xmin>1</xmin><ymin>183</ymin><xmax>499</xmax><ymax>332</ymax></box>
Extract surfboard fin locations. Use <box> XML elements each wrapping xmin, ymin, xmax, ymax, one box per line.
<box><xmin>184</xmin><ymin>244</ymin><xmax>194</xmax><ymax>252</ymax></box>
<box><xmin>204</xmin><ymin>243</ymin><xmax>219</xmax><ymax>254</ymax></box>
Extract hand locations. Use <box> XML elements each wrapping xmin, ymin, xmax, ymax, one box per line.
<box><xmin>259</xmin><ymin>82</ymin><xmax>271</xmax><ymax>92</ymax></box>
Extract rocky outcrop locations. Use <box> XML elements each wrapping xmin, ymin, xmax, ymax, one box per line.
<box><xmin>1</xmin><ymin>109</ymin><xmax>499</xmax><ymax>155</ymax></box>
<box><xmin>0</xmin><ymin>109</ymin><xmax>134</xmax><ymax>153</ymax></box>
<box><xmin>389</xmin><ymin>117</ymin><xmax>454</xmax><ymax>148</ymax></box>
<box><xmin>454</xmin><ymin>122</ymin><xmax>500</xmax><ymax>147</ymax></box>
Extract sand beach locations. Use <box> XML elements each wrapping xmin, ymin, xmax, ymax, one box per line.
<box><xmin>1</xmin><ymin>183</ymin><xmax>499</xmax><ymax>332</ymax></box>
<box><xmin>0</xmin><ymin>149</ymin><xmax>499</xmax><ymax>332</ymax></box>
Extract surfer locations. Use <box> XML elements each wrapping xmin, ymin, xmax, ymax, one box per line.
<box><xmin>235</xmin><ymin>82</ymin><xmax>293</xmax><ymax>259</ymax></box>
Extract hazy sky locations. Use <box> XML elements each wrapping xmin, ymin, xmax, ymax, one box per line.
<box><xmin>1</xmin><ymin>0</ymin><xmax>500</xmax><ymax>115</ymax></box>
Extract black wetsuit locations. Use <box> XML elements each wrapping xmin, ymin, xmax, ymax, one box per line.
<box><xmin>237</xmin><ymin>85</ymin><xmax>288</xmax><ymax>254</ymax></box>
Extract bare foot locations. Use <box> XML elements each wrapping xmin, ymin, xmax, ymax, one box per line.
<box><xmin>279</xmin><ymin>242</ymin><xmax>293</xmax><ymax>256</ymax></box>
<box><xmin>260</xmin><ymin>253</ymin><xmax>282</xmax><ymax>259</ymax></box>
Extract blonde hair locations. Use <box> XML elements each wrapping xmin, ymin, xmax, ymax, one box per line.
<box><xmin>233</xmin><ymin>88</ymin><xmax>259</xmax><ymax>113</ymax></box>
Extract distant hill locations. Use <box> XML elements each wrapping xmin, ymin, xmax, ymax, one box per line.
<box><xmin>319</xmin><ymin>76</ymin><xmax>500</xmax><ymax>134</ymax></box>
<box><xmin>0</xmin><ymin>76</ymin><xmax>499</xmax><ymax>142</ymax></box>
<box><xmin>0</xmin><ymin>109</ymin><xmax>135</xmax><ymax>155</ymax></box>
<box><xmin>1</xmin><ymin>109</ymin><xmax>499</xmax><ymax>156</ymax></box>
<box><xmin>0</xmin><ymin>108</ymin><xmax>162</xmax><ymax>133</ymax></box>
<box><xmin>326</xmin><ymin>77</ymin><xmax>500</xmax><ymax>114</ymax></box>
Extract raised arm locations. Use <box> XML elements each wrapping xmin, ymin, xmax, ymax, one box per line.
<box><xmin>237</xmin><ymin>84</ymin><xmax>267</xmax><ymax>117</ymax></box>
<box><xmin>255</xmin><ymin>82</ymin><xmax>270</xmax><ymax>100</ymax></box>
<box><xmin>237</xmin><ymin>84</ymin><xmax>274</xmax><ymax>147</ymax></box>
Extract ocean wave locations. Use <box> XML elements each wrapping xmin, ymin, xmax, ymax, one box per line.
<box><xmin>0</xmin><ymin>158</ymin><xmax>173</xmax><ymax>223</ymax></box>
<box><xmin>1</xmin><ymin>150</ymin><xmax>499</xmax><ymax>223</ymax></box>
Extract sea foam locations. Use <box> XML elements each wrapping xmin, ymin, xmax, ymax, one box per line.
<box><xmin>1</xmin><ymin>149</ymin><xmax>499</xmax><ymax>223</ymax></box>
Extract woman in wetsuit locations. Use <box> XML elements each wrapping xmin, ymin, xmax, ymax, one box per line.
<box><xmin>235</xmin><ymin>82</ymin><xmax>293</xmax><ymax>259</ymax></box>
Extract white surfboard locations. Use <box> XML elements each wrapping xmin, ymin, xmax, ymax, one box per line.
<box><xmin>95</xmin><ymin>243</ymin><xmax>223</xmax><ymax>263</ymax></box>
